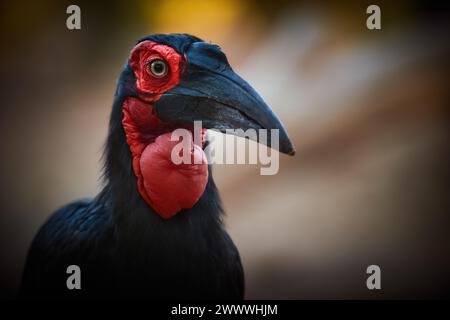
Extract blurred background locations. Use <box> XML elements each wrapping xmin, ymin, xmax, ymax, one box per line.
<box><xmin>0</xmin><ymin>0</ymin><xmax>449</xmax><ymax>299</ymax></box>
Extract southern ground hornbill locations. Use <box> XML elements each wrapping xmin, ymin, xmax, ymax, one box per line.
<box><xmin>20</xmin><ymin>34</ymin><xmax>295</xmax><ymax>299</ymax></box>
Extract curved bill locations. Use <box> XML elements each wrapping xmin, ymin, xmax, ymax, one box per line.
<box><xmin>154</xmin><ymin>42</ymin><xmax>296</xmax><ymax>156</ymax></box>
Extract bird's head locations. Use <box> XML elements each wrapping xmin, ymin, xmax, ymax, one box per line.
<box><xmin>110</xmin><ymin>34</ymin><xmax>294</xmax><ymax>218</ymax></box>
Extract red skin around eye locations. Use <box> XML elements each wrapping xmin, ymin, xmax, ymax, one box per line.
<box><xmin>129</xmin><ymin>41</ymin><xmax>183</xmax><ymax>97</ymax></box>
<box><xmin>124</xmin><ymin>42</ymin><xmax>208</xmax><ymax>219</ymax></box>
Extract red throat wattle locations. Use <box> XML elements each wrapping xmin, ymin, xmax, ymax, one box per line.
<box><xmin>122</xmin><ymin>41</ymin><xmax>208</xmax><ymax>219</ymax></box>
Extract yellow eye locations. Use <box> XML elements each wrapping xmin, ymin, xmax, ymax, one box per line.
<box><xmin>147</xmin><ymin>59</ymin><xmax>168</xmax><ymax>78</ymax></box>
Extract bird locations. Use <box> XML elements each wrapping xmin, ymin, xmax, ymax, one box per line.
<box><xmin>20</xmin><ymin>34</ymin><xmax>295</xmax><ymax>299</ymax></box>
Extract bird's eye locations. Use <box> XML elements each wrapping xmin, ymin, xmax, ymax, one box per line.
<box><xmin>147</xmin><ymin>59</ymin><xmax>168</xmax><ymax>78</ymax></box>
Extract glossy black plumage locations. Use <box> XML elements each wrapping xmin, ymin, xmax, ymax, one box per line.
<box><xmin>20</xmin><ymin>34</ymin><xmax>244</xmax><ymax>299</ymax></box>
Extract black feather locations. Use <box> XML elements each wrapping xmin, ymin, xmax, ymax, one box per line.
<box><xmin>20</xmin><ymin>34</ymin><xmax>244</xmax><ymax>299</ymax></box>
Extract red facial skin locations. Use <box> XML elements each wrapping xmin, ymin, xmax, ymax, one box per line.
<box><xmin>122</xmin><ymin>41</ymin><xmax>208</xmax><ymax>219</ymax></box>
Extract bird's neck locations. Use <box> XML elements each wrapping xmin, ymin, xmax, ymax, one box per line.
<box><xmin>100</xmin><ymin>94</ymin><xmax>211</xmax><ymax>221</ymax></box>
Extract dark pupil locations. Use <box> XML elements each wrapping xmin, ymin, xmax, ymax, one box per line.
<box><xmin>153</xmin><ymin>62</ymin><xmax>164</xmax><ymax>74</ymax></box>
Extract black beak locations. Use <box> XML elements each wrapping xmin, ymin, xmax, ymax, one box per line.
<box><xmin>154</xmin><ymin>42</ymin><xmax>295</xmax><ymax>156</ymax></box>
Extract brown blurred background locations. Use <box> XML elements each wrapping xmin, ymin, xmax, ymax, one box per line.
<box><xmin>0</xmin><ymin>0</ymin><xmax>449</xmax><ymax>299</ymax></box>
